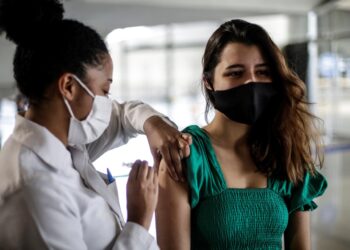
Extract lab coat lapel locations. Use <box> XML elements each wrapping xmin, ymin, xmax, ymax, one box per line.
<box><xmin>69</xmin><ymin>146</ymin><xmax>124</xmax><ymax>222</ymax></box>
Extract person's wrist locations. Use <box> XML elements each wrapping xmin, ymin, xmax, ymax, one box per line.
<box><xmin>143</xmin><ymin>115</ymin><xmax>163</xmax><ymax>135</ymax></box>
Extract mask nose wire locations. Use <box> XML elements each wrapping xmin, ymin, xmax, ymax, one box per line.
<box><xmin>71</xmin><ymin>75</ymin><xmax>95</xmax><ymax>98</ymax></box>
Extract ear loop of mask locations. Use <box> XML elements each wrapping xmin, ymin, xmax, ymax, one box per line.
<box><xmin>71</xmin><ymin>75</ymin><xmax>95</xmax><ymax>98</ymax></box>
<box><xmin>63</xmin><ymin>75</ymin><xmax>95</xmax><ymax>120</ymax></box>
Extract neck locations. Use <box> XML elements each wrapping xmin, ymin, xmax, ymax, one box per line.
<box><xmin>204</xmin><ymin>112</ymin><xmax>250</xmax><ymax>149</ymax></box>
<box><xmin>25</xmin><ymin>99</ymin><xmax>69</xmax><ymax>146</ymax></box>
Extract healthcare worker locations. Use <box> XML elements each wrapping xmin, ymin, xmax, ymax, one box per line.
<box><xmin>0</xmin><ymin>0</ymin><xmax>190</xmax><ymax>249</ymax></box>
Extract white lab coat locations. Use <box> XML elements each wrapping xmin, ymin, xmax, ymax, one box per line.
<box><xmin>0</xmin><ymin>100</ymin><xmax>168</xmax><ymax>250</ymax></box>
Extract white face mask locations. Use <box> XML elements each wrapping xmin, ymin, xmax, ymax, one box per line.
<box><xmin>63</xmin><ymin>75</ymin><xmax>112</xmax><ymax>146</ymax></box>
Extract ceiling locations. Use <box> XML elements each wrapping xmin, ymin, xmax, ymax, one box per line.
<box><xmin>63</xmin><ymin>0</ymin><xmax>326</xmax><ymax>36</ymax></box>
<box><xmin>0</xmin><ymin>0</ymin><xmax>345</xmax><ymax>96</ymax></box>
<box><xmin>70</xmin><ymin>0</ymin><xmax>324</xmax><ymax>13</ymax></box>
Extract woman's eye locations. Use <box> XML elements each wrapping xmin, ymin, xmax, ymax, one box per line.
<box><xmin>229</xmin><ymin>71</ymin><xmax>243</xmax><ymax>77</ymax></box>
<box><xmin>257</xmin><ymin>70</ymin><xmax>270</xmax><ymax>77</ymax></box>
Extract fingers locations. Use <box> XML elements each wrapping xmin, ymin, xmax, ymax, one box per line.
<box><xmin>126</xmin><ymin>159</ymin><xmax>158</xmax><ymax>230</ymax></box>
<box><xmin>183</xmin><ymin>145</ymin><xmax>191</xmax><ymax>158</ymax></box>
<box><xmin>147</xmin><ymin>127</ymin><xmax>192</xmax><ymax>182</ymax></box>
<box><xmin>160</xmin><ymin>146</ymin><xmax>179</xmax><ymax>181</ymax></box>
<box><xmin>137</xmin><ymin>161</ymin><xmax>149</xmax><ymax>180</ymax></box>
<box><xmin>181</xmin><ymin>133</ymin><xmax>193</xmax><ymax>145</ymax></box>
<box><xmin>178</xmin><ymin>149</ymin><xmax>184</xmax><ymax>160</ymax></box>
<box><xmin>133</xmin><ymin>161</ymin><xmax>157</xmax><ymax>183</ymax></box>
<box><xmin>178</xmin><ymin>141</ymin><xmax>190</xmax><ymax>159</ymax></box>
<box><xmin>129</xmin><ymin>160</ymin><xmax>141</xmax><ymax>181</ymax></box>
<box><xmin>178</xmin><ymin>133</ymin><xmax>192</xmax><ymax>158</ymax></box>
<box><xmin>157</xmin><ymin>133</ymin><xmax>191</xmax><ymax>182</ymax></box>
<box><xmin>147</xmin><ymin>165</ymin><xmax>154</xmax><ymax>181</ymax></box>
<box><xmin>168</xmin><ymin>144</ymin><xmax>183</xmax><ymax>181</ymax></box>
<box><xmin>182</xmin><ymin>133</ymin><xmax>192</xmax><ymax>158</ymax></box>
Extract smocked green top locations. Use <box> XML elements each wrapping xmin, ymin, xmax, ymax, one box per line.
<box><xmin>183</xmin><ymin>125</ymin><xmax>327</xmax><ymax>250</ymax></box>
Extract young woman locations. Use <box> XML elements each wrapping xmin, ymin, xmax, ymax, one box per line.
<box><xmin>156</xmin><ymin>19</ymin><xmax>327</xmax><ymax>250</ymax></box>
<box><xmin>0</xmin><ymin>0</ymin><xmax>190</xmax><ymax>249</ymax></box>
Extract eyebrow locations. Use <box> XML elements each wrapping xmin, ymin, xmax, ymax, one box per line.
<box><xmin>225</xmin><ymin>63</ymin><xmax>269</xmax><ymax>70</ymax></box>
<box><xmin>255</xmin><ymin>63</ymin><xmax>269</xmax><ymax>68</ymax></box>
<box><xmin>225</xmin><ymin>64</ymin><xmax>244</xmax><ymax>70</ymax></box>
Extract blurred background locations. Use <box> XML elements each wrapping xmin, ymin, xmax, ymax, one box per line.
<box><xmin>1</xmin><ymin>0</ymin><xmax>349</xmax><ymax>248</ymax></box>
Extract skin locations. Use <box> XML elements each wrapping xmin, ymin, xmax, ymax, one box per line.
<box><xmin>24</xmin><ymin>54</ymin><xmax>190</xmax><ymax>230</ymax></box>
<box><xmin>156</xmin><ymin>42</ymin><xmax>311</xmax><ymax>249</ymax></box>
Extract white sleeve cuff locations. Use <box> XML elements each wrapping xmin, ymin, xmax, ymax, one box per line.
<box><xmin>118</xmin><ymin>222</ymin><xmax>159</xmax><ymax>250</ymax></box>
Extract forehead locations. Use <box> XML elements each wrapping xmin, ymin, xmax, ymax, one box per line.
<box><xmin>85</xmin><ymin>55</ymin><xmax>113</xmax><ymax>83</ymax></box>
<box><xmin>219</xmin><ymin>42</ymin><xmax>266</xmax><ymax>66</ymax></box>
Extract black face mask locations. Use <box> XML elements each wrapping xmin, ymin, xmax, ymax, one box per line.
<box><xmin>209</xmin><ymin>82</ymin><xmax>277</xmax><ymax>125</ymax></box>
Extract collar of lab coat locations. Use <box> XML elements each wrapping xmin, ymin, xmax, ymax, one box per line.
<box><xmin>12</xmin><ymin>115</ymin><xmax>72</xmax><ymax>171</ymax></box>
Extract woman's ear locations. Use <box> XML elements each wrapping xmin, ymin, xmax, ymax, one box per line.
<box><xmin>203</xmin><ymin>74</ymin><xmax>213</xmax><ymax>90</ymax></box>
<box><xmin>57</xmin><ymin>73</ymin><xmax>77</xmax><ymax>101</ymax></box>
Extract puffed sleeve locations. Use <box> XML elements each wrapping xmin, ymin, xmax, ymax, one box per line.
<box><xmin>289</xmin><ymin>171</ymin><xmax>327</xmax><ymax>213</ymax></box>
<box><xmin>270</xmin><ymin>170</ymin><xmax>327</xmax><ymax>214</ymax></box>
<box><xmin>183</xmin><ymin>125</ymin><xmax>226</xmax><ymax>208</ymax></box>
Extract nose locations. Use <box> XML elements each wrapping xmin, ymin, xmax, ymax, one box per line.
<box><xmin>243</xmin><ymin>70</ymin><xmax>258</xmax><ymax>84</ymax></box>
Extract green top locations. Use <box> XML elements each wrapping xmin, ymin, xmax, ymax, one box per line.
<box><xmin>183</xmin><ymin>125</ymin><xmax>327</xmax><ymax>250</ymax></box>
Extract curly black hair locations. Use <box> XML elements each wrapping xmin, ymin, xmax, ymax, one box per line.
<box><xmin>0</xmin><ymin>0</ymin><xmax>109</xmax><ymax>103</ymax></box>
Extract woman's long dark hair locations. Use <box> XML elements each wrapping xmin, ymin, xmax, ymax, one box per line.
<box><xmin>202</xmin><ymin>19</ymin><xmax>323</xmax><ymax>184</ymax></box>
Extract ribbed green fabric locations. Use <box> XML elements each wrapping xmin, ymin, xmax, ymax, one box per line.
<box><xmin>183</xmin><ymin>125</ymin><xmax>327</xmax><ymax>250</ymax></box>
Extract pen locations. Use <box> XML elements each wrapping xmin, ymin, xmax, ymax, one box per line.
<box><xmin>106</xmin><ymin>168</ymin><xmax>115</xmax><ymax>184</ymax></box>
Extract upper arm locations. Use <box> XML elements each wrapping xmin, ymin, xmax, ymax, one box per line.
<box><xmin>156</xmin><ymin>159</ymin><xmax>191</xmax><ymax>250</ymax></box>
<box><xmin>284</xmin><ymin>211</ymin><xmax>311</xmax><ymax>250</ymax></box>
